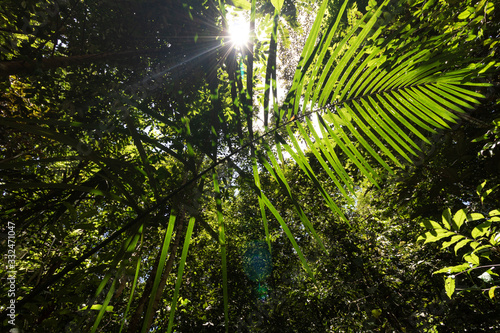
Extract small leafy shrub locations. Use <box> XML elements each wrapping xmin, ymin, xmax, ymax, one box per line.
<box><xmin>419</xmin><ymin>199</ymin><xmax>500</xmax><ymax>299</ymax></box>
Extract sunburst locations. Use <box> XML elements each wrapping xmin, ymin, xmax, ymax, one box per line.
<box><xmin>228</xmin><ymin>17</ymin><xmax>250</xmax><ymax>49</ymax></box>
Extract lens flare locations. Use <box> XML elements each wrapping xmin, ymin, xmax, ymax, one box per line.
<box><xmin>242</xmin><ymin>240</ymin><xmax>272</xmax><ymax>282</ymax></box>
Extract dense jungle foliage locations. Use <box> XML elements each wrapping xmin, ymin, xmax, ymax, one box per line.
<box><xmin>1</xmin><ymin>0</ymin><xmax>499</xmax><ymax>331</ymax></box>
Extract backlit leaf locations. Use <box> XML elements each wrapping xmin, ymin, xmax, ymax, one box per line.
<box><xmin>453</xmin><ymin>209</ymin><xmax>467</xmax><ymax>231</ymax></box>
<box><xmin>433</xmin><ymin>263</ymin><xmax>469</xmax><ymax>275</ymax></box>
<box><xmin>454</xmin><ymin>239</ymin><xmax>472</xmax><ymax>255</ymax></box>
<box><xmin>478</xmin><ymin>271</ymin><xmax>493</xmax><ymax>283</ymax></box>
<box><xmin>471</xmin><ymin>221</ymin><xmax>492</xmax><ymax>239</ymax></box>
<box><xmin>442</xmin><ymin>235</ymin><xmax>464</xmax><ymax>249</ymax></box>
<box><xmin>445</xmin><ymin>276</ymin><xmax>455</xmax><ymax>299</ymax></box>
<box><xmin>270</xmin><ymin>0</ymin><xmax>283</xmax><ymax>11</ymax></box>
<box><xmin>463</xmin><ymin>252</ymin><xmax>480</xmax><ymax>265</ymax></box>
<box><xmin>489</xmin><ymin>286</ymin><xmax>497</xmax><ymax>298</ymax></box>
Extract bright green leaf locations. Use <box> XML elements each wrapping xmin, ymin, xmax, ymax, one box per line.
<box><xmin>442</xmin><ymin>235</ymin><xmax>464</xmax><ymax>249</ymax></box>
<box><xmin>454</xmin><ymin>239</ymin><xmax>472</xmax><ymax>255</ymax></box>
<box><xmin>87</xmin><ymin>304</ymin><xmax>114</xmax><ymax>312</ymax></box>
<box><xmin>227</xmin><ymin>0</ymin><xmax>251</xmax><ymax>10</ymax></box>
<box><xmin>471</xmin><ymin>221</ymin><xmax>492</xmax><ymax>238</ymax></box>
<box><xmin>491</xmin><ymin>233</ymin><xmax>500</xmax><ymax>245</ymax></box>
<box><xmin>422</xmin><ymin>230</ymin><xmax>456</xmax><ymax>244</ymax></box>
<box><xmin>463</xmin><ymin>252</ymin><xmax>480</xmax><ymax>265</ymax></box>
<box><xmin>485</xmin><ymin>2</ymin><xmax>494</xmax><ymax>15</ymax></box>
<box><xmin>371</xmin><ymin>308</ymin><xmax>382</xmax><ymax>318</ymax></box>
<box><xmin>468</xmin><ymin>213</ymin><xmax>485</xmax><ymax>221</ymax></box>
<box><xmin>442</xmin><ymin>208</ymin><xmax>452</xmax><ymax>230</ymax></box>
<box><xmin>433</xmin><ymin>263</ymin><xmax>469</xmax><ymax>275</ymax></box>
<box><xmin>453</xmin><ymin>209</ymin><xmax>467</xmax><ymax>231</ymax></box>
<box><xmin>270</xmin><ymin>0</ymin><xmax>284</xmax><ymax>11</ymax></box>
<box><xmin>445</xmin><ymin>276</ymin><xmax>455</xmax><ymax>299</ymax></box>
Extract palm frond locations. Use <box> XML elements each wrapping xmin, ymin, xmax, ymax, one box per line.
<box><xmin>281</xmin><ymin>0</ymin><xmax>490</xmax><ymax>195</ymax></box>
<box><xmin>247</xmin><ymin>1</ymin><xmax>493</xmax><ymax>290</ymax></box>
<box><xmin>212</xmin><ymin>172</ymin><xmax>229</xmax><ymax>332</ymax></box>
<box><xmin>141</xmin><ymin>215</ymin><xmax>176</xmax><ymax>333</ymax></box>
<box><xmin>166</xmin><ymin>216</ymin><xmax>196</xmax><ymax>333</ymax></box>
<box><xmin>119</xmin><ymin>234</ymin><xmax>143</xmax><ymax>333</ymax></box>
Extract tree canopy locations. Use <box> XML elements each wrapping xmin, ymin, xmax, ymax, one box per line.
<box><xmin>1</xmin><ymin>0</ymin><xmax>499</xmax><ymax>331</ymax></box>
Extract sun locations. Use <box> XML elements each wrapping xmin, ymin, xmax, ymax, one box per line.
<box><xmin>228</xmin><ymin>17</ymin><xmax>250</xmax><ymax>48</ymax></box>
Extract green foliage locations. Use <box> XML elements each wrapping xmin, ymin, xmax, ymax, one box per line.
<box><xmin>473</xmin><ymin>118</ymin><xmax>500</xmax><ymax>158</ymax></box>
<box><xmin>0</xmin><ymin>0</ymin><xmax>499</xmax><ymax>331</ymax></box>
<box><xmin>419</xmin><ymin>190</ymin><xmax>500</xmax><ymax>299</ymax></box>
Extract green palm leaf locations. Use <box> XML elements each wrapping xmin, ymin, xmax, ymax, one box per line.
<box><xmin>141</xmin><ymin>214</ymin><xmax>176</xmax><ymax>333</ymax></box>
<box><xmin>280</xmin><ymin>0</ymin><xmax>490</xmax><ymax>203</ymax></box>
<box><xmin>250</xmin><ymin>2</ymin><xmax>493</xmax><ymax>294</ymax></box>
<box><xmin>212</xmin><ymin>172</ymin><xmax>229</xmax><ymax>332</ymax></box>
<box><xmin>166</xmin><ymin>216</ymin><xmax>196</xmax><ymax>333</ymax></box>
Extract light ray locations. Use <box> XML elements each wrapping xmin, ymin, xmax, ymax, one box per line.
<box><xmin>140</xmin><ymin>42</ymin><xmax>224</xmax><ymax>83</ymax></box>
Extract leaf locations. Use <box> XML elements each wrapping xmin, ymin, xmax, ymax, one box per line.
<box><xmin>142</xmin><ymin>214</ymin><xmax>177</xmax><ymax>333</ymax></box>
<box><xmin>433</xmin><ymin>263</ymin><xmax>470</xmax><ymax>275</ymax></box>
<box><xmin>420</xmin><ymin>219</ymin><xmax>444</xmax><ymax>230</ymax></box>
<box><xmin>489</xmin><ymin>286</ymin><xmax>497</xmax><ymax>299</ymax></box>
<box><xmin>471</xmin><ymin>221</ymin><xmax>492</xmax><ymax>239</ymax></box>
<box><xmin>252</xmin><ymin>157</ymin><xmax>272</xmax><ymax>253</ymax></box>
<box><xmin>442</xmin><ymin>235</ymin><xmax>464</xmax><ymax>249</ymax></box>
<box><xmin>227</xmin><ymin>0</ymin><xmax>251</xmax><ymax>10</ymax></box>
<box><xmin>445</xmin><ymin>276</ymin><xmax>455</xmax><ymax>299</ymax></box>
<box><xmin>453</xmin><ymin>209</ymin><xmax>467</xmax><ymax>231</ymax></box>
<box><xmin>468</xmin><ymin>213</ymin><xmax>485</xmax><ymax>221</ymax></box>
<box><xmin>454</xmin><ymin>239</ymin><xmax>472</xmax><ymax>255</ymax></box>
<box><xmin>485</xmin><ymin>2</ymin><xmax>495</xmax><ymax>15</ymax></box>
<box><xmin>471</xmin><ymin>244</ymin><xmax>492</xmax><ymax>255</ymax></box>
<box><xmin>280</xmin><ymin>129</ymin><xmax>349</xmax><ymax>223</ymax></box>
<box><xmin>119</xmin><ymin>247</ymin><xmax>142</xmax><ymax>333</ymax></box>
<box><xmin>477</xmin><ymin>180</ymin><xmax>487</xmax><ymax>196</ymax></box>
<box><xmin>91</xmin><ymin>279</ymin><xmax>116</xmax><ymax>333</ymax></box>
<box><xmin>463</xmin><ymin>252</ymin><xmax>480</xmax><ymax>265</ymax></box>
<box><xmin>166</xmin><ymin>217</ymin><xmax>196</xmax><ymax>333</ymax></box>
<box><xmin>442</xmin><ymin>208</ymin><xmax>452</xmax><ymax>230</ymax></box>
<box><xmin>458</xmin><ymin>7</ymin><xmax>473</xmax><ymax>20</ymax></box>
<box><xmin>283</xmin><ymin>0</ymin><xmax>489</xmax><ymax>250</ymax></box>
<box><xmin>213</xmin><ymin>173</ymin><xmax>229</xmax><ymax>331</ymax></box>
<box><xmin>491</xmin><ymin>233</ymin><xmax>500</xmax><ymax>246</ymax></box>
<box><xmin>89</xmin><ymin>304</ymin><xmax>114</xmax><ymax>312</ymax></box>
<box><xmin>371</xmin><ymin>308</ymin><xmax>382</xmax><ymax>318</ymax></box>
<box><xmin>260</xmin><ymin>193</ymin><xmax>316</xmax><ymax>283</ymax></box>
<box><xmin>284</xmin><ymin>0</ymin><xmax>349</xmax><ymax>116</ymax></box>
<box><xmin>477</xmin><ymin>180</ymin><xmax>488</xmax><ymax>203</ymax></box>
<box><xmin>422</xmin><ymin>230</ymin><xmax>456</xmax><ymax>244</ymax></box>
<box><xmin>270</xmin><ymin>0</ymin><xmax>283</xmax><ymax>11</ymax></box>
<box><xmin>62</xmin><ymin>201</ymin><xmax>78</xmax><ymax>220</ymax></box>
<box><xmin>478</xmin><ymin>271</ymin><xmax>494</xmax><ymax>283</ymax></box>
<box><xmin>260</xmin><ymin>145</ymin><xmax>328</xmax><ymax>252</ymax></box>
